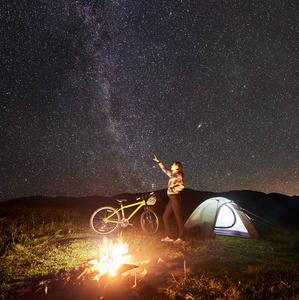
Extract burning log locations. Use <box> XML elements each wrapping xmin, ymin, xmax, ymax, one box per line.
<box><xmin>116</xmin><ymin>263</ymin><xmax>139</xmax><ymax>275</ymax></box>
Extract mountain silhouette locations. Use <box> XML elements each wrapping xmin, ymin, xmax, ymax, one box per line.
<box><xmin>1</xmin><ymin>189</ymin><xmax>298</xmax><ymax>228</ymax></box>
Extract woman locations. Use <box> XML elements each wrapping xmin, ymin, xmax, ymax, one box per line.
<box><xmin>153</xmin><ymin>155</ymin><xmax>185</xmax><ymax>244</ymax></box>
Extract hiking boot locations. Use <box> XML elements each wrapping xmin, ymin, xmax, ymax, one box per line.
<box><xmin>161</xmin><ymin>236</ymin><xmax>174</xmax><ymax>242</ymax></box>
<box><xmin>174</xmin><ymin>238</ymin><xmax>185</xmax><ymax>245</ymax></box>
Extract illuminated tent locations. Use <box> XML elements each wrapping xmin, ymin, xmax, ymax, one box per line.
<box><xmin>184</xmin><ymin>197</ymin><xmax>259</xmax><ymax>238</ymax></box>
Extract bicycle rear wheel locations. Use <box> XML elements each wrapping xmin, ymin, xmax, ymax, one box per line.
<box><xmin>140</xmin><ymin>210</ymin><xmax>159</xmax><ymax>234</ymax></box>
<box><xmin>90</xmin><ymin>206</ymin><xmax>120</xmax><ymax>234</ymax></box>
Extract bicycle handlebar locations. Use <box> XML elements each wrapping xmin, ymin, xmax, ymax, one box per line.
<box><xmin>136</xmin><ymin>191</ymin><xmax>155</xmax><ymax>201</ymax></box>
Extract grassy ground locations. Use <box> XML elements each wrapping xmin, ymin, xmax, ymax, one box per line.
<box><xmin>0</xmin><ymin>204</ymin><xmax>298</xmax><ymax>299</ymax></box>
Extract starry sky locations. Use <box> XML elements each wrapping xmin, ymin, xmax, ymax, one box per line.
<box><xmin>1</xmin><ymin>0</ymin><xmax>298</xmax><ymax>201</ymax></box>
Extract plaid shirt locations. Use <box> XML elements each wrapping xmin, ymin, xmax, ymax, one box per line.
<box><xmin>158</xmin><ymin>162</ymin><xmax>184</xmax><ymax>195</ymax></box>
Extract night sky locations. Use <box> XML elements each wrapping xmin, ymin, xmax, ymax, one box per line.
<box><xmin>1</xmin><ymin>0</ymin><xmax>298</xmax><ymax>201</ymax></box>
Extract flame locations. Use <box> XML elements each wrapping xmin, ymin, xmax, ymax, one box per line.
<box><xmin>141</xmin><ymin>268</ymin><xmax>147</xmax><ymax>276</ymax></box>
<box><xmin>94</xmin><ymin>237</ymin><xmax>132</xmax><ymax>279</ymax></box>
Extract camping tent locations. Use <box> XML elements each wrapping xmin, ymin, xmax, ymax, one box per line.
<box><xmin>184</xmin><ymin>197</ymin><xmax>259</xmax><ymax>238</ymax></box>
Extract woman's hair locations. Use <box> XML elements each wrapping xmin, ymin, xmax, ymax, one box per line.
<box><xmin>173</xmin><ymin>161</ymin><xmax>183</xmax><ymax>176</ymax></box>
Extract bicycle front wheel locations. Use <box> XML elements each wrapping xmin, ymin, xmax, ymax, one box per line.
<box><xmin>140</xmin><ymin>210</ymin><xmax>159</xmax><ymax>234</ymax></box>
<box><xmin>90</xmin><ymin>206</ymin><xmax>121</xmax><ymax>234</ymax></box>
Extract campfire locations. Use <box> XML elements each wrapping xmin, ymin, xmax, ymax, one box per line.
<box><xmin>83</xmin><ymin>237</ymin><xmax>136</xmax><ymax>278</ymax></box>
<box><xmin>17</xmin><ymin>236</ymin><xmax>187</xmax><ymax>300</ymax></box>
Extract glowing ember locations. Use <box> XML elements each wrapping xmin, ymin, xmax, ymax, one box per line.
<box><xmin>93</xmin><ymin>237</ymin><xmax>133</xmax><ymax>278</ymax></box>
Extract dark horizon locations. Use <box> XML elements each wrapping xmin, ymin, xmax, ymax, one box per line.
<box><xmin>2</xmin><ymin>188</ymin><xmax>298</xmax><ymax>230</ymax></box>
<box><xmin>2</xmin><ymin>187</ymin><xmax>298</xmax><ymax>204</ymax></box>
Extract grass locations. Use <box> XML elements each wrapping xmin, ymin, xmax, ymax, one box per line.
<box><xmin>173</xmin><ymin>234</ymin><xmax>299</xmax><ymax>300</ymax></box>
<box><xmin>0</xmin><ymin>204</ymin><xmax>298</xmax><ymax>299</ymax></box>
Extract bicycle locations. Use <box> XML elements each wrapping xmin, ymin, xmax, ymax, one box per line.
<box><xmin>90</xmin><ymin>192</ymin><xmax>159</xmax><ymax>235</ymax></box>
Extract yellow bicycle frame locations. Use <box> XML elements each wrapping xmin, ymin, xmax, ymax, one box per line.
<box><xmin>105</xmin><ymin>200</ymin><xmax>146</xmax><ymax>223</ymax></box>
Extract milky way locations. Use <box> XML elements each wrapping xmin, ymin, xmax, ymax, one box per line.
<box><xmin>1</xmin><ymin>0</ymin><xmax>298</xmax><ymax>200</ymax></box>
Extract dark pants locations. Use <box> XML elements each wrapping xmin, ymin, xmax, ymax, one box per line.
<box><xmin>163</xmin><ymin>194</ymin><xmax>184</xmax><ymax>240</ymax></box>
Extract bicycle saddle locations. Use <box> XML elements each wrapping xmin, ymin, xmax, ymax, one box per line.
<box><xmin>116</xmin><ymin>199</ymin><xmax>127</xmax><ymax>203</ymax></box>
